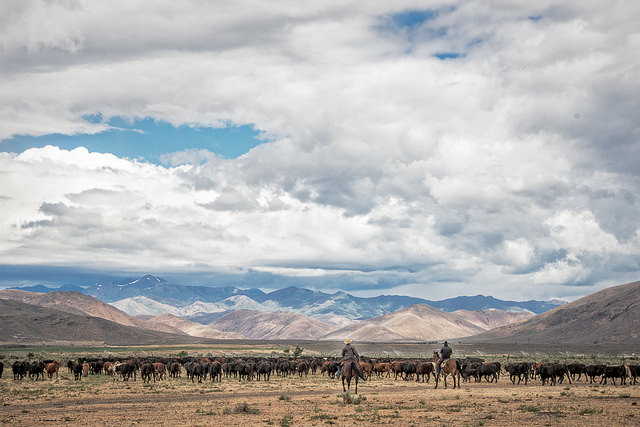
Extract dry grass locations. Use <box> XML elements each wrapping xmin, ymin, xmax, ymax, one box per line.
<box><xmin>1</xmin><ymin>368</ymin><xmax>639</xmax><ymax>426</ymax></box>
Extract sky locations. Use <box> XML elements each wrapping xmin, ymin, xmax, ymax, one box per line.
<box><xmin>0</xmin><ymin>1</ymin><xmax>639</xmax><ymax>301</ymax></box>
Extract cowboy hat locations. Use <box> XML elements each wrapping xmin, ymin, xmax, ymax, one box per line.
<box><xmin>344</xmin><ymin>338</ymin><xmax>352</xmax><ymax>344</ymax></box>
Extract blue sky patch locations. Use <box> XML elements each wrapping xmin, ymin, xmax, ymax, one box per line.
<box><xmin>433</xmin><ymin>52</ymin><xmax>462</xmax><ymax>60</ymax></box>
<box><xmin>1</xmin><ymin>116</ymin><xmax>267</xmax><ymax>163</ymax></box>
<box><xmin>390</xmin><ymin>9</ymin><xmax>438</xmax><ymax>29</ymax></box>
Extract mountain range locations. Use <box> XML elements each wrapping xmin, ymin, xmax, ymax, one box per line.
<box><xmin>2</xmin><ymin>279</ymin><xmax>639</xmax><ymax>344</ymax></box>
<box><xmin>9</xmin><ymin>274</ymin><xmax>564</xmax><ymax>326</ymax></box>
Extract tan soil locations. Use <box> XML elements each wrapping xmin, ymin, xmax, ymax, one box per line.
<box><xmin>1</xmin><ymin>369</ymin><xmax>639</xmax><ymax>426</ymax></box>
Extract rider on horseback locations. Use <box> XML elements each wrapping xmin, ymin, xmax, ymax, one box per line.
<box><xmin>436</xmin><ymin>341</ymin><xmax>452</xmax><ymax>374</ymax></box>
<box><xmin>338</xmin><ymin>338</ymin><xmax>367</xmax><ymax>380</ymax></box>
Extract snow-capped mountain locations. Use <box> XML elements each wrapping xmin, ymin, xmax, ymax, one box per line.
<box><xmin>13</xmin><ymin>274</ymin><xmax>565</xmax><ymax>325</ymax></box>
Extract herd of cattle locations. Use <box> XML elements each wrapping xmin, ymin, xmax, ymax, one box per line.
<box><xmin>1</xmin><ymin>357</ymin><xmax>639</xmax><ymax>387</ymax></box>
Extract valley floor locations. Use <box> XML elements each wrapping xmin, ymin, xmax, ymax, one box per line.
<box><xmin>1</xmin><ymin>369</ymin><xmax>639</xmax><ymax>426</ymax></box>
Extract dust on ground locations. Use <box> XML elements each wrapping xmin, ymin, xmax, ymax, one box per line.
<box><xmin>1</xmin><ymin>369</ymin><xmax>639</xmax><ymax>426</ymax></box>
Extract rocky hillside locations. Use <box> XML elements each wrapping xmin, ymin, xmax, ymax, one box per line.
<box><xmin>465</xmin><ymin>281</ymin><xmax>640</xmax><ymax>344</ymax></box>
<box><xmin>321</xmin><ymin>304</ymin><xmax>485</xmax><ymax>342</ymax></box>
<box><xmin>144</xmin><ymin>314</ymin><xmax>246</xmax><ymax>339</ymax></box>
<box><xmin>209</xmin><ymin>309</ymin><xmax>337</xmax><ymax>340</ymax></box>
<box><xmin>451</xmin><ymin>309</ymin><xmax>534</xmax><ymax>330</ymax></box>
<box><xmin>0</xmin><ymin>299</ymin><xmax>211</xmax><ymax>345</ymax></box>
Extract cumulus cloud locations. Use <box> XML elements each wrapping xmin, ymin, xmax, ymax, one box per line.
<box><xmin>0</xmin><ymin>1</ymin><xmax>639</xmax><ymax>299</ymax></box>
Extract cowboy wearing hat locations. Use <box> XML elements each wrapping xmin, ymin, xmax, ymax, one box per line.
<box><xmin>338</xmin><ymin>338</ymin><xmax>366</xmax><ymax>380</ymax></box>
<box><xmin>436</xmin><ymin>341</ymin><xmax>453</xmax><ymax>373</ymax></box>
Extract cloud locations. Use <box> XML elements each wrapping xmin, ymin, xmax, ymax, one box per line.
<box><xmin>0</xmin><ymin>1</ymin><xmax>639</xmax><ymax>299</ymax></box>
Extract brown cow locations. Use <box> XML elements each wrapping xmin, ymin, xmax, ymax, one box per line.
<box><xmin>45</xmin><ymin>361</ymin><xmax>60</xmax><ymax>381</ymax></box>
<box><xmin>359</xmin><ymin>362</ymin><xmax>373</xmax><ymax>380</ymax></box>
<box><xmin>82</xmin><ymin>363</ymin><xmax>90</xmax><ymax>377</ymax></box>
<box><xmin>374</xmin><ymin>362</ymin><xmax>391</xmax><ymax>378</ymax></box>
<box><xmin>390</xmin><ymin>360</ymin><xmax>406</xmax><ymax>380</ymax></box>
<box><xmin>153</xmin><ymin>363</ymin><xmax>166</xmax><ymax>381</ymax></box>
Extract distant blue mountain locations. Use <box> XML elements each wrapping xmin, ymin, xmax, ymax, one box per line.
<box><xmin>7</xmin><ymin>274</ymin><xmax>565</xmax><ymax>319</ymax></box>
<box><xmin>9</xmin><ymin>284</ymin><xmax>85</xmax><ymax>293</ymax></box>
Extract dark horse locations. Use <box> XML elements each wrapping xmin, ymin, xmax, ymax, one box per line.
<box><xmin>433</xmin><ymin>351</ymin><xmax>461</xmax><ymax>389</ymax></box>
<box><xmin>341</xmin><ymin>360</ymin><xmax>359</xmax><ymax>394</ymax></box>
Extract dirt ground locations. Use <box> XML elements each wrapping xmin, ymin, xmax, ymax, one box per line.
<box><xmin>1</xmin><ymin>368</ymin><xmax>639</xmax><ymax>426</ymax></box>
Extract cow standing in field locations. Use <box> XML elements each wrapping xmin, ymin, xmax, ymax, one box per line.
<box><xmin>567</xmin><ymin>363</ymin><xmax>586</xmax><ymax>382</ymax></box>
<box><xmin>153</xmin><ymin>363</ymin><xmax>166</xmax><ymax>381</ymax></box>
<box><xmin>29</xmin><ymin>362</ymin><xmax>45</xmax><ymax>381</ymax></box>
<box><xmin>359</xmin><ymin>361</ymin><xmax>373</xmax><ymax>380</ymax></box>
<box><xmin>191</xmin><ymin>363</ymin><xmax>205</xmax><ymax>383</ymax></box>
<box><xmin>416</xmin><ymin>362</ymin><xmax>434</xmax><ymax>383</ymax></box>
<box><xmin>256</xmin><ymin>361</ymin><xmax>271</xmax><ymax>382</ymax></box>
<box><xmin>73</xmin><ymin>362</ymin><xmax>83</xmax><ymax>381</ymax></box>
<box><xmin>0</xmin><ymin>361</ymin><xmax>3</xmax><ymax>378</ymax></box>
<box><xmin>117</xmin><ymin>362</ymin><xmax>137</xmax><ymax>382</ymax></box>
<box><xmin>479</xmin><ymin>362</ymin><xmax>500</xmax><ymax>383</ymax></box>
<box><xmin>141</xmin><ymin>363</ymin><xmax>155</xmax><ymax>383</ymax></box>
<box><xmin>169</xmin><ymin>362</ymin><xmax>181</xmax><ymax>378</ymax></box>
<box><xmin>45</xmin><ymin>361</ymin><xmax>60</xmax><ymax>381</ymax></box>
<box><xmin>628</xmin><ymin>365</ymin><xmax>640</xmax><ymax>385</ymax></box>
<box><xmin>504</xmin><ymin>363</ymin><xmax>530</xmax><ymax>385</ymax></box>
<box><xmin>601</xmin><ymin>366</ymin><xmax>628</xmax><ymax>385</ymax></box>
<box><xmin>373</xmin><ymin>362</ymin><xmax>391</xmax><ymax>378</ymax></box>
<box><xmin>209</xmin><ymin>361</ymin><xmax>223</xmax><ymax>382</ymax></box>
<box><xmin>12</xmin><ymin>361</ymin><xmax>27</xmax><ymax>380</ymax></box>
<box><xmin>585</xmin><ymin>364</ymin><xmax>605</xmax><ymax>384</ymax></box>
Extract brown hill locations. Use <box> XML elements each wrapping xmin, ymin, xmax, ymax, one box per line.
<box><xmin>464</xmin><ymin>281</ymin><xmax>640</xmax><ymax>344</ymax></box>
<box><xmin>451</xmin><ymin>309</ymin><xmax>534</xmax><ymax>330</ymax></box>
<box><xmin>0</xmin><ymin>289</ymin><xmax>184</xmax><ymax>335</ymax></box>
<box><xmin>0</xmin><ymin>299</ymin><xmax>212</xmax><ymax>345</ymax></box>
<box><xmin>209</xmin><ymin>309</ymin><xmax>337</xmax><ymax>340</ymax></box>
<box><xmin>146</xmin><ymin>314</ymin><xmax>246</xmax><ymax>339</ymax></box>
<box><xmin>321</xmin><ymin>304</ymin><xmax>485</xmax><ymax>342</ymax></box>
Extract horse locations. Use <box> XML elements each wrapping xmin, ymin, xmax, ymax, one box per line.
<box><xmin>433</xmin><ymin>351</ymin><xmax>461</xmax><ymax>389</ymax></box>
<box><xmin>341</xmin><ymin>360</ymin><xmax>359</xmax><ymax>394</ymax></box>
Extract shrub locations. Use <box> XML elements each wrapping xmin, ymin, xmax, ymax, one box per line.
<box><xmin>234</xmin><ymin>403</ymin><xmax>260</xmax><ymax>414</ymax></box>
<box><xmin>339</xmin><ymin>391</ymin><xmax>367</xmax><ymax>405</ymax></box>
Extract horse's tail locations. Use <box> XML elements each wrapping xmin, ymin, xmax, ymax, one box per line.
<box><xmin>455</xmin><ymin>359</ymin><xmax>462</xmax><ymax>374</ymax></box>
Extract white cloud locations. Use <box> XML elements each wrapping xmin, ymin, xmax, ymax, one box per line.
<box><xmin>0</xmin><ymin>1</ymin><xmax>639</xmax><ymax>299</ymax></box>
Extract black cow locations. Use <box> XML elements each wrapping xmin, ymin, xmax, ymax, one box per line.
<box><xmin>461</xmin><ymin>362</ymin><xmax>481</xmax><ymax>382</ymax></box>
<box><xmin>479</xmin><ymin>362</ymin><xmax>500</xmax><ymax>383</ymax></box>
<box><xmin>191</xmin><ymin>363</ymin><xmax>205</xmax><ymax>383</ymax></box>
<box><xmin>256</xmin><ymin>361</ymin><xmax>271</xmax><ymax>382</ymax></box>
<box><xmin>402</xmin><ymin>362</ymin><xmax>417</xmax><ymax>381</ymax></box>
<box><xmin>567</xmin><ymin>363</ymin><xmax>586</xmax><ymax>381</ymax></box>
<box><xmin>90</xmin><ymin>360</ymin><xmax>104</xmax><ymax>375</ymax></box>
<box><xmin>601</xmin><ymin>366</ymin><xmax>628</xmax><ymax>385</ymax></box>
<box><xmin>12</xmin><ymin>361</ymin><xmax>27</xmax><ymax>380</ymax></box>
<box><xmin>416</xmin><ymin>362</ymin><xmax>434</xmax><ymax>383</ymax></box>
<box><xmin>73</xmin><ymin>362</ymin><xmax>83</xmax><ymax>381</ymax></box>
<box><xmin>117</xmin><ymin>362</ymin><xmax>137</xmax><ymax>381</ymax></box>
<box><xmin>585</xmin><ymin>364</ymin><xmax>606</xmax><ymax>384</ymax></box>
<box><xmin>537</xmin><ymin>364</ymin><xmax>570</xmax><ymax>386</ymax></box>
<box><xmin>0</xmin><ymin>361</ymin><xmax>3</xmax><ymax>378</ymax></box>
<box><xmin>209</xmin><ymin>362</ymin><xmax>223</xmax><ymax>382</ymax></box>
<box><xmin>505</xmin><ymin>362</ymin><xmax>530</xmax><ymax>385</ymax></box>
<box><xmin>28</xmin><ymin>361</ymin><xmax>45</xmax><ymax>381</ymax></box>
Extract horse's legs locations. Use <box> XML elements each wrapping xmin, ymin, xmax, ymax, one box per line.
<box><xmin>342</xmin><ymin>376</ymin><xmax>346</xmax><ymax>392</ymax></box>
<box><xmin>355</xmin><ymin>377</ymin><xmax>358</xmax><ymax>394</ymax></box>
<box><xmin>434</xmin><ymin>372</ymin><xmax>439</xmax><ymax>389</ymax></box>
